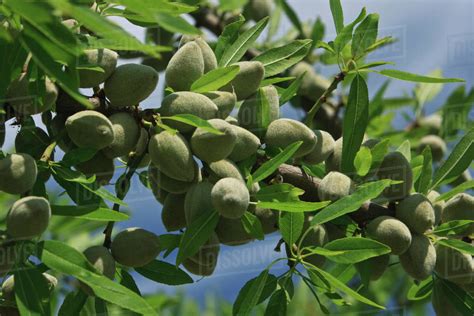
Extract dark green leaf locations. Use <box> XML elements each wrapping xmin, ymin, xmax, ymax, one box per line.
<box><xmin>279</xmin><ymin>73</ymin><xmax>304</xmax><ymax>105</ymax></box>
<box><xmin>333</xmin><ymin>8</ymin><xmax>366</xmax><ymax>53</ymax></box>
<box><xmin>253</xmin><ymin>40</ymin><xmax>312</xmax><ymax>77</ymax></box>
<box><xmin>342</xmin><ymin>74</ymin><xmax>369</xmax><ymax>173</ymax></box>
<box><xmin>351</xmin><ymin>14</ymin><xmax>379</xmax><ymax>58</ymax></box>
<box><xmin>62</xmin><ymin>148</ymin><xmax>97</xmax><ymax>167</ymax></box>
<box><xmin>415</xmin><ymin>146</ymin><xmax>432</xmax><ymax>195</ymax></box>
<box><xmin>220</xmin><ymin>17</ymin><xmax>269</xmax><ymax>67</ymax></box>
<box><xmin>258</xmin><ymin>200</ymin><xmax>330</xmax><ymax>213</ymax></box>
<box><xmin>51</xmin><ymin>204</ymin><xmax>129</xmax><ymax>222</ymax></box>
<box><xmin>161</xmin><ymin>114</ymin><xmax>223</xmax><ymax>135</ymax></box>
<box><xmin>329</xmin><ymin>0</ymin><xmax>344</xmax><ymax>34</ymax></box>
<box><xmin>241</xmin><ymin>211</ymin><xmax>265</xmax><ymax>240</ymax></box>
<box><xmin>191</xmin><ymin>65</ymin><xmax>240</xmax><ymax>93</ymax></box>
<box><xmin>14</xmin><ymin>266</ymin><xmax>52</xmax><ymax>316</ymax></box>
<box><xmin>58</xmin><ymin>291</ymin><xmax>88</xmax><ymax>316</ymax></box>
<box><xmin>279</xmin><ymin>212</ymin><xmax>304</xmax><ymax>246</ymax></box>
<box><xmin>176</xmin><ymin>210</ymin><xmax>219</xmax><ymax>265</ymax></box>
<box><xmin>431</xmin><ymin>220</ymin><xmax>474</xmax><ymax>237</ymax></box>
<box><xmin>264</xmin><ymin>289</ymin><xmax>287</xmax><ymax>316</ymax></box>
<box><xmin>437</xmin><ymin>238</ymin><xmax>474</xmax><ymax>256</ymax></box>
<box><xmin>307</xmin><ymin>237</ymin><xmax>391</xmax><ymax>264</ymax></box>
<box><xmin>436</xmin><ymin>180</ymin><xmax>474</xmax><ymax>202</ymax></box>
<box><xmin>378</xmin><ymin>69</ymin><xmax>465</xmax><ymax>83</ymax></box>
<box><xmin>431</xmin><ymin>128</ymin><xmax>474</xmax><ymax>189</ymax></box>
<box><xmin>311</xmin><ymin>180</ymin><xmax>394</xmax><ymax>225</ymax></box>
<box><xmin>136</xmin><ymin>260</ymin><xmax>193</xmax><ymax>286</ymax></box>
<box><xmin>38</xmin><ymin>240</ymin><xmax>156</xmax><ymax>315</ymax></box>
<box><xmin>306</xmin><ymin>264</ymin><xmax>384</xmax><ymax>309</ymax></box>
<box><xmin>116</xmin><ymin>269</ymin><xmax>141</xmax><ymax>295</ymax></box>
<box><xmin>233</xmin><ymin>270</ymin><xmax>277</xmax><ymax>316</ymax></box>
<box><xmin>255</xmin><ymin>183</ymin><xmax>304</xmax><ymax>202</ymax></box>
<box><xmin>251</xmin><ymin>142</ymin><xmax>302</xmax><ymax>183</ymax></box>
<box><xmin>215</xmin><ymin>15</ymin><xmax>245</xmax><ymax>62</ymax></box>
<box><xmin>407</xmin><ymin>278</ymin><xmax>433</xmax><ymax>301</ymax></box>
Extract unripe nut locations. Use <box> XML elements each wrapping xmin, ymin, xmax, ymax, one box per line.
<box><xmin>0</xmin><ymin>153</ymin><xmax>38</xmax><ymax>195</ymax></box>
<box><xmin>111</xmin><ymin>227</ymin><xmax>161</xmax><ymax>268</ymax></box>
<box><xmin>211</xmin><ymin>178</ymin><xmax>250</xmax><ymax>219</ymax></box>
<box><xmin>66</xmin><ymin>110</ymin><xmax>114</xmax><ymax>150</ymax></box>
<box><xmin>396</xmin><ymin>193</ymin><xmax>436</xmax><ymax>234</ymax></box>
<box><xmin>7</xmin><ymin>196</ymin><xmax>51</xmax><ymax>239</ymax></box>
<box><xmin>318</xmin><ymin>171</ymin><xmax>353</xmax><ymax>202</ymax></box>
<box><xmin>366</xmin><ymin>216</ymin><xmax>412</xmax><ymax>255</ymax></box>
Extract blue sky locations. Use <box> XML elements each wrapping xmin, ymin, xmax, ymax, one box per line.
<box><xmin>2</xmin><ymin>0</ymin><xmax>473</xmax><ymax>312</ymax></box>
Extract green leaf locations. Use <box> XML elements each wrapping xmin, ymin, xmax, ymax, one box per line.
<box><xmin>161</xmin><ymin>114</ymin><xmax>224</xmax><ymax>135</ymax></box>
<box><xmin>233</xmin><ymin>270</ymin><xmax>277</xmax><ymax>316</ymax></box>
<box><xmin>154</xmin><ymin>13</ymin><xmax>201</xmax><ymax>35</ymax></box>
<box><xmin>111</xmin><ymin>0</ymin><xmax>197</xmax><ymax>15</ymax></box>
<box><xmin>255</xmin><ymin>183</ymin><xmax>304</xmax><ymax>202</ymax></box>
<box><xmin>351</xmin><ymin>13</ymin><xmax>379</xmax><ymax>58</ymax></box>
<box><xmin>191</xmin><ymin>65</ymin><xmax>240</xmax><ymax>93</ymax></box>
<box><xmin>341</xmin><ymin>74</ymin><xmax>369</xmax><ymax>174</ymax></box>
<box><xmin>306</xmin><ymin>264</ymin><xmax>385</xmax><ymax>309</ymax></box>
<box><xmin>279</xmin><ymin>73</ymin><xmax>304</xmax><ymax>105</ymax></box>
<box><xmin>437</xmin><ymin>238</ymin><xmax>474</xmax><ymax>256</ymax></box>
<box><xmin>176</xmin><ymin>210</ymin><xmax>219</xmax><ymax>265</ymax></box>
<box><xmin>357</xmin><ymin>61</ymin><xmax>394</xmax><ymax>71</ymax></box>
<box><xmin>20</xmin><ymin>22</ymin><xmax>91</xmax><ymax>109</ymax></box>
<box><xmin>38</xmin><ymin>240</ymin><xmax>156</xmax><ymax>315</ymax></box>
<box><xmin>58</xmin><ymin>291</ymin><xmax>88</xmax><ymax>316</ymax></box>
<box><xmin>52</xmin><ymin>164</ymin><xmax>96</xmax><ymax>184</ymax></box>
<box><xmin>220</xmin><ymin>17</ymin><xmax>269</xmax><ymax>67</ymax></box>
<box><xmin>431</xmin><ymin>220</ymin><xmax>474</xmax><ymax>237</ymax></box>
<box><xmin>311</xmin><ymin>180</ymin><xmax>394</xmax><ymax>225</ymax></box>
<box><xmin>82</xmin><ymin>185</ymin><xmax>128</xmax><ymax>206</ymax></box>
<box><xmin>276</xmin><ymin>0</ymin><xmax>303</xmax><ymax>34</ymax></box>
<box><xmin>215</xmin><ymin>15</ymin><xmax>245</xmax><ymax>62</ymax></box>
<box><xmin>253</xmin><ymin>40</ymin><xmax>312</xmax><ymax>77</ymax></box>
<box><xmin>251</xmin><ymin>142</ymin><xmax>302</xmax><ymax>183</ymax></box>
<box><xmin>436</xmin><ymin>279</ymin><xmax>474</xmax><ymax>315</ymax></box>
<box><xmin>307</xmin><ymin>237</ymin><xmax>391</xmax><ymax>264</ymax></box>
<box><xmin>135</xmin><ymin>260</ymin><xmax>193</xmax><ymax>286</ymax></box>
<box><xmin>51</xmin><ymin>205</ymin><xmax>129</xmax><ymax>222</ymax></box>
<box><xmin>14</xmin><ymin>266</ymin><xmax>52</xmax><ymax>316</ymax></box>
<box><xmin>0</xmin><ymin>35</ymin><xmax>29</xmax><ymax>100</ymax></box>
<box><xmin>61</xmin><ymin>148</ymin><xmax>97</xmax><ymax>167</ymax></box>
<box><xmin>52</xmin><ymin>0</ymin><xmax>161</xmax><ymax>56</ymax></box>
<box><xmin>329</xmin><ymin>0</ymin><xmax>344</xmax><ymax>34</ymax></box>
<box><xmin>309</xmin><ymin>17</ymin><xmax>325</xmax><ymax>52</ymax></box>
<box><xmin>333</xmin><ymin>8</ymin><xmax>366</xmax><ymax>53</ymax></box>
<box><xmin>279</xmin><ymin>212</ymin><xmax>304</xmax><ymax>246</ymax></box>
<box><xmin>378</xmin><ymin>69</ymin><xmax>465</xmax><ymax>83</ymax></box>
<box><xmin>219</xmin><ymin>0</ymin><xmax>249</xmax><ymax>11</ymax></box>
<box><xmin>397</xmin><ymin>140</ymin><xmax>412</xmax><ymax>161</ymax></box>
<box><xmin>435</xmin><ymin>180</ymin><xmax>474</xmax><ymax>202</ymax></box>
<box><xmin>431</xmin><ymin>128</ymin><xmax>474</xmax><ymax>189</ymax></box>
<box><xmin>415</xmin><ymin>146</ymin><xmax>432</xmax><ymax>195</ymax></box>
<box><xmin>116</xmin><ymin>269</ymin><xmax>141</xmax><ymax>295</ymax></box>
<box><xmin>407</xmin><ymin>278</ymin><xmax>433</xmax><ymax>301</ymax></box>
<box><xmin>354</xmin><ymin>146</ymin><xmax>372</xmax><ymax>177</ymax></box>
<box><xmin>241</xmin><ymin>211</ymin><xmax>265</xmax><ymax>240</ymax></box>
<box><xmin>260</xmin><ymin>76</ymin><xmax>296</xmax><ymax>87</ymax></box>
<box><xmin>264</xmin><ymin>289</ymin><xmax>287</xmax><ymax>316</ymax></box>
<box><xmin>257</xmin><ymin>200</ymin><xmax>330</xmax><ymax>213</ymax></box>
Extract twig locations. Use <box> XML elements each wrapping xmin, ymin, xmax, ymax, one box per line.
<box><xmin>304</xmin><ymin>72</ymin><xmax>346</xmax><ymax>128</ymax></box>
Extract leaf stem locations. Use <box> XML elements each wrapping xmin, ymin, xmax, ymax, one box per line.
<box><xmin>304</xmin><ymin>71</ymin><xmax>346</xmax><ymax>128</ymax></box>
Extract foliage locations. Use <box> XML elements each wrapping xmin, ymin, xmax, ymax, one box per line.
<box><xmin>0</xmin><ymin>0</ymin><xmax>472</xmax><ymax>315</ymax></box>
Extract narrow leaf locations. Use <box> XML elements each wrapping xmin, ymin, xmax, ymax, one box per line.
<box><xmin>191</xmin><ymin>65</ymin><xmax>240</xmax><ymax>93</ymax></box>
<box><xmin>251</xmin><ymin>142</ymin><xmax>302</xmax><ymax>183</ymax></box>
<box><xmin>431</xmin><ymin>128</ymin><xmax>474</xmax><ymax>189</ymax></box>
<box><xmin>135</xmin><ymin>260</ymin><xmax>193</xmax><ymax>286</ymax></box>
<box><xmin>279</xmin><ymin>212</ymin><xmax>304</xmax><ymax>246</ymax></box>
<box><xmin>220</xmin><ymin>17</ymin><xmax>269</xmax><ymax>67</ymax></box>
<box><xmin>311</xmin><ymin>180</ymin><xmax>394</xmax><ymax>225</ymax></box>
<box><xmin>342</xmin><ymin>74</ymin><xmax>369</xmax><ymax>173</ymax></box>
<box><xmin>329</xmin><ymin>0</ymin><xmax>344</xmax><ymax>34</ymax></box>
<box><xmin>161</xmin><ymin>114</ymin><xmax>223</xmax><ymax>135</ymax></box>
<box><xmin>257</xmin><ymin>200</ymin><xmax>330</xmax><ymax>213</ymax></box>
<box><xmin>378</xmin><ymin>69</ymin><xmax>465</xmax><ymax>83</ymax></box>
<box><xmin>241</xmin><ymin>211</ymin><xmax>265</xmax><ymax>240</ymax></box>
